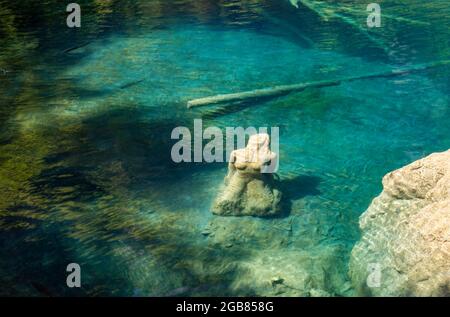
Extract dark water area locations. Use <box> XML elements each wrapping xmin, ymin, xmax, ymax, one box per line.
<box><xmin>0</xmin><ymin>0</ymin><xmax>449</xmax><ymax>296</ymax></box>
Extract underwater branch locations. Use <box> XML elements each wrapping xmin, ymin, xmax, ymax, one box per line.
<box><xmin>187</xmin><ymin>60</ymin><xmax>450</xmax><ymax>109</ymax></box>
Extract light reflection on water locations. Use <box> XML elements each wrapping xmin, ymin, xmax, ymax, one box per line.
<box><xmin>0</xmin><ymin>0</ymin><xmax>449</xmax><ymax>296</ymax></box>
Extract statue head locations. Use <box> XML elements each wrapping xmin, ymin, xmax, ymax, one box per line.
<box><xmin>231</xmin><ymin>133</ymin><xmax>276</xmax><ymax>166</ymax></box>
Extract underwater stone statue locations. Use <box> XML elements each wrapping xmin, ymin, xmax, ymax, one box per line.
<box><xmin>212</xmin><ymin>133</ymin><xmax>281</xmax><ymax>217</ymax></box>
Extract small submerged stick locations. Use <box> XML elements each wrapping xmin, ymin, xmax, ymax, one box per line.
<box><xmin>63</xmin><ymin>41</ymin><xmax>91</xmax><ymax>54</ymax></box>
<box><xmin>187</xmin><ymin>60</ymin><xmax>450</xmax><ymax>109</ymax></box>
<box><xmin>119</xmin><ymin>78</ymin><xmax>145</xmax><ymax>89</ymax></box>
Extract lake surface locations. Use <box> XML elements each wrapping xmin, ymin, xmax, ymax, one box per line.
<box><xmin>0</xmin><ymin>0</ymin><xmax>449</xmax><ymax>296</ymax></box>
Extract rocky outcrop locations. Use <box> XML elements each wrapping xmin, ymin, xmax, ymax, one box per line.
<box><xmin>349</xmin><ymin>150</ymin><xmax>450</xmax><ymax>296</ymax></box>
<box><xmin>212</xmin><ymin>133</ymin><xmax>281</xmax><ymax>217</ymax></box>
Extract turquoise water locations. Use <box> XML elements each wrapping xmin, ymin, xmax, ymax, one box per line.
<box><xmin>0</xmin><ymin>0</ymin><xmax>449</xmax><ymax>296</ymax></box>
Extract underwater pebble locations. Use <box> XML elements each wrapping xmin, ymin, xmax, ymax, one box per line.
<box><xmin>201</xmin><ymin>229</ymin><xmax>211</xmax><ymax>236</ymax></box>
<box><xmin>270</xmin><ymin>276</ymin><xmax>284</xmax><ymax>287</ymax></box>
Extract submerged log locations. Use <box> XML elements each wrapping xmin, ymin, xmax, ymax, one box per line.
<box><xmin>292</xmin><ymin>0</ymin><xmax>429</xmax><ymax>26</ymax></box>
<box><xmin>188</xmin><ymin>81</ymin><xmax>336</xmax><ymax>108</ymax></box>
<box><xmin>291</xmin><ymin>0</ymin><xmax>431</xmax><ymax>57</ymax></box>
<box><xmin>187</xmin><ymin>60</ymin><xmax>450</xmax><ymax>109</ymax></box>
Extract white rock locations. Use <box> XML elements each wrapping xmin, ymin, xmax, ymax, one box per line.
<box><xmin>349</xmin><ymin>149</ymin><xmax>450</xmax><ymax>296</ymax></box>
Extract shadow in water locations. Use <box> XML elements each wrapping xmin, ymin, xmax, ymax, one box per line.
<box><xmin>280</xmin><ymin>174</ymin><xmax>322</xmax><ymax>200</ymax></box>
<box><xmin>4</xmin><ymin>102</ymin><xmax>256</xmax><ymax>296</ymax></box>
<box><xmin>265</xmin><ymin>174</ymin><xmax>322</xmax><ymax>219</ymax></box>
<box><xmin>260</xmin><ymin>174</ymin><xmax>322</xmax><ymax>219</ymax></box>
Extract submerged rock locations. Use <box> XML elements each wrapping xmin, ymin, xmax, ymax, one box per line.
<box><xmin>229</xmin><ymin>245</ymin><xmax>349</xmax><ymax>297</ymax></box>
<box><xmin>212</xmin><ymin>133</ymin><xmax>281</xmax><ymax>217</ymax></box>
<box><xmin>349</xmin><ymin>150</ymin><xmax>450</xmax><ymax>296</ymax></box>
